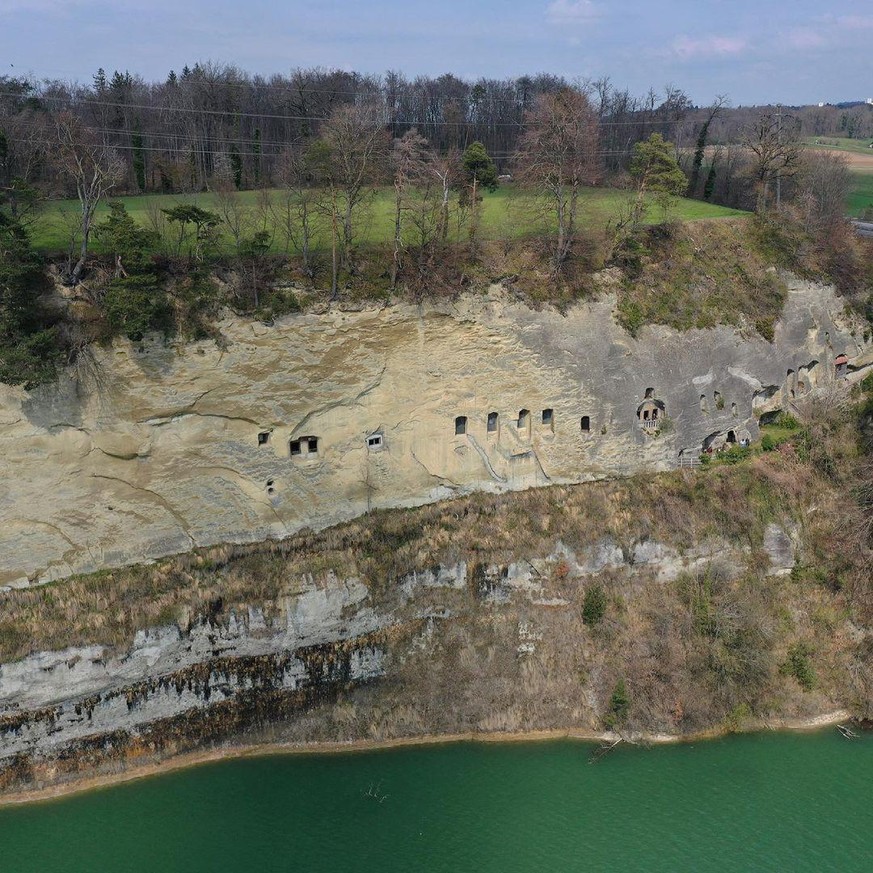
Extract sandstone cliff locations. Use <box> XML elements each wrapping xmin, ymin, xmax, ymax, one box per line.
<box><xmin>1</xmin><ymin>277</ymin><xmax>871</xmax><ymax>797</ymax></box>
<box><xmin>1</xmin><ymin>278</ymin><xmax>869</xmax><ymax>588</ymax></box>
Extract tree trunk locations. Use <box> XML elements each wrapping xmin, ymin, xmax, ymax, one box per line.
<box><xmin>330</xmin><ymin>187</ymin><xmax>339</xmax><ymax>300</ymax></box>
<box><xmin>468</xmin><ymin>176</ymin><xmax>479</xmax><ymax>256</ymax></box>
<box><xmin>391</xmin><ymin>180</ymin><xmax>402</xmax><ymax>290</ymax></box>
<box><xmin>70</xmin><ymin>203</ymin><xmax>93</xmax><ymax>283</ymax></box>
<box><xmin>301</xmin><ymin>200</ymin><xmax>312</xmax><ymax>278</ymax></box>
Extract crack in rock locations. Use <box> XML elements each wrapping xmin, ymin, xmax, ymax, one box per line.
<box><xmin>90</xmin><ymin>474</ymin><xmax>195</xmax><ymax>547</ymax></box>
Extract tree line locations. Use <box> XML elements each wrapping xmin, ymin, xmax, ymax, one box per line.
<box><xmin>1</xmin><ymin>64</ymin><xmax>870</xmax><ymax>199</ymax></box>
<box><xmin>0</xmin><ymin>64</ymin><xmax>867</xmax><ymax>389</ymax></box>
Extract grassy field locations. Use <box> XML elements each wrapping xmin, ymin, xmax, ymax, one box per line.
<box><xmin>847</xmin><ymin>172</ymin><xmax>873</xmax><ymax>217</ymax></box>
<box><xmin>803</xmin><ymin>137</ymin><xmax>873</xmax><ymax>217</ymax></box>
<box><xmin>29</xmin><ymin>184</ymin><xmax>747</xmax><ymax>254</ymax></box>
<box><xmin>803</xmin><ymin>136</ymin><xmax>873</xmax><ymax>155</ymax></box>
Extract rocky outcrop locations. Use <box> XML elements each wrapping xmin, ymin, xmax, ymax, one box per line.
<box><xmin>1</xmin><ymin>530</ymin><xmax>794</xmax><ymax>791</ymax></box>
<box><xmin>1</xmin><ymin>278</ymin><xmax>868</xmax><ymax>588</ymax></box>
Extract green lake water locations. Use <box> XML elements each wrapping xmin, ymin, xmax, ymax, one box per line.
<box><xmin>1</xmin><ymin>730</ymin><xmax>871</xmax><ymax>872</ymax></box>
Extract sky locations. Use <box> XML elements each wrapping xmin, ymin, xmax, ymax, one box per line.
<box><xmin>1</xmin><ymin>0</ymin><xmax>871</xmax><ymax>106</ymax></box>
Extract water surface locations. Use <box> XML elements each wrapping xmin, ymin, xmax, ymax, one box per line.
<box><xmin>1</xmin><ymin>730</ymin><xmax>871</xmax><ymax>872</ymax></box>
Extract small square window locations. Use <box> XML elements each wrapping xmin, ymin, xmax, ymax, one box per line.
<box><xmin>307</xmin><ymin>437</ymin><xmax>319</xmax><ymax>453</ymax></box>
<box><xmin>258</xmin><ymin>431</ymin><xmax>270</xmax><ymax>446</ymax></box>
<box><xmin>290</xmin><ymin>440</ymin><xmax>301</xmax><ymax>456</ymax></box>
<box><xmin>367</xmin><ymin>434</ymin><xmax>383</xmax><ymax>449</ymax></box>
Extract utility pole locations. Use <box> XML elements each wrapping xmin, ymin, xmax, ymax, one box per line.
<box><xmin>775</xmin><ymin>103</ymin><xmax>782</xmax><ymax>210</ymax></box>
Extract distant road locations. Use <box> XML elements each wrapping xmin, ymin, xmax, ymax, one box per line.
<box><xmin>851</xmin><ymin>219</ymin><xmax>873</xmax><ymax>238</ymax></box>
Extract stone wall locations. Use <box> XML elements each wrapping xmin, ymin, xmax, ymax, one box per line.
<box><xmin>0</xmin><ymin>278</ymin><xmax>869</xmax><ymax>587</ymax></box>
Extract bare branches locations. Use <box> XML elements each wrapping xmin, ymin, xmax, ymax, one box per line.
<box><xmin>743</xmin><ymin>111</ymin><xmax>802</xmax><ymax>213</ymax></box>
<box><xmin>53</xmin><ymin>112</ymin><xmax>124</xmax><ymax>282</ymax></box>
<box><xmin>514</xmin><ymin>88</ymin><xmax>600</xmax><ymax>272</ymax></box>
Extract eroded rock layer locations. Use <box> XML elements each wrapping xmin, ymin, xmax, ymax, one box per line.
<box><xmin>2</xmin><ymin>280</ymin><xmax>868</xmax><ymax>588</ymax></box>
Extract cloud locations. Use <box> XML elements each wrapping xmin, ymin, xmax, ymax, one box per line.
<box><xmin>545</xmin><ymin>0</ymin><xmax>599</xmax><ymax>25</ymax></box>
<box><xmin>834</xmin><ymin>15</ymin><xmax>873</xmax><ymax>29</ymax></box>
<box><xmin>785</xmin><ymin>27</ymin><xmax>825</xmax><ymax>50</ymax></box>
<box><xmin>670</xmin><ymin>34</ymin><xmax>749</xmax><ymax>60</ymax></box>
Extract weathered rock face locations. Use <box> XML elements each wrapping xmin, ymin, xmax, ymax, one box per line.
<box><xmin>0</xmin><ymin>531</ymin><xmax>784</xmax><ymax>787</ymax></box>
<box><xmin>0</xmin><ymin>279</ymin><xmax>869</xmax><ymax>587</ymax></box>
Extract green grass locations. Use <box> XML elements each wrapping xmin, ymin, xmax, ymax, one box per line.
<box><xmin>802</xmin><ymin>138</ymin><xmax>873</xmax><ymax>217</ymax></box>
<box><xmin>29</xmin><ymin>185</ymin><xmax>747</xmax><ymax>254</ymax></box>
<box><xmin>846</xmin><ymin>172</ymin><xmax>873</xmax><ymax>218</ymax></box>
<box><xmin>803</xmin><ymin>136</ymin><xmax>873</xmax><ymax>154</ymax></box>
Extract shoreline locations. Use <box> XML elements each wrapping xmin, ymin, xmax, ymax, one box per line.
<box><xmin>0</xmin><ymin>708</ymin><xmax>852</xmax><ymax>808</ymax></box>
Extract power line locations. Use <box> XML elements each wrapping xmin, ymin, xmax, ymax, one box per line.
<box><xmin>3</xmin><ymin>128</ymin><xmax>652</xmax><ymax>161</ymax></box>
<box><xmin>6</xmin><ymin>116</ymin><xmax>660</xmax><ymax>158</ymax></box>
<box><xmin>0</xmin><ymin>88</ymin><xmax>691</xmax><ymax>128</ymax></box>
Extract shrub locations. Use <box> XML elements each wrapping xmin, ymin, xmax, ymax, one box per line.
<box><xmin>582</xmin><ymin>583</ymin><xmax>607</xmax><ymax>626</ymax></box>
<box><xmin>755</xmin><ymin>318</ymin><xmax>775</xmax><ymax>342</ymax></box>
<box><xmin>776</xmin><ymin>412</ymin><xmax>799</xmax><ymax>430</ymax></box>
<box><xmin>719</xmin><ymin>445</ymin><xmax>752</xmax><ymax>465</ymax></box>
<box><xmin>103</xmin><ymin>275</ymin><xmax>173</xmax><ymax>341</ymax></box>
<box><xmin>725</xmin><ymin>703</ymin><xmax>753</xmax><ymax>733</ymax></box>
<box><xmin>780</xmin><ymin>642</ymin><xmax>816</xmax><ymax>691</ymax></box>
<box><xmin>606</xmin><ymin>678</ymin><xmax>630</xmax><ymax>727</ymax></box>
<box><xmin>761</xmin><ymin>433</ymin><xmax>776</xmax><ymax>452</ymax></box>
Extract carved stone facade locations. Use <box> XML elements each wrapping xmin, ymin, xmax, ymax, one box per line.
<box><xmin>0</xmin><ymin>278</ymin><xmax>869</xmax><ymax>587</ymax></box>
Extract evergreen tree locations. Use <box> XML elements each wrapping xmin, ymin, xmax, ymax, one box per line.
<box><xmin>0</xmin><ymin>214</ymin><xmax>60</xmax><ymax>387</ymax></box>
<box><xmin>95</xmin><ymin>201</ymin><xmax>157</xmax><ymax>274</ymax></box>
<box><xmin>628</xmin><ymin>133</ymin><xmax>687</xmax><ymax>225</ymax></box>
<box><xmin>461</xmin><ymin>141</ymin><xmax>498</xmax><ymax>192</ymax></box>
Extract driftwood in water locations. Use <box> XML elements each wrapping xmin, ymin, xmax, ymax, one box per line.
<box><xmin>588</xmin><ymin>738</ymin><xmax>622</xmax><ymax>764</ymax></box>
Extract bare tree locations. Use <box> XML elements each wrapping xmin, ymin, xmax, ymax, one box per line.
<box><xmin>275</xmin><ymin>144</ymin><xmax>322</xmax><ymax>277</ymax></box>
<box><xmin>214</xmin><ymin>184</ymin><xmax>253</xmax><ymax>252</ymax></box>
<box><xmin>743</xmin><ymin>111</ymin><xmax>801</xmax><ymax>212</ymax></box>
<box><xmin>54</xmin><ymin>112</ymin><xmax>124</xmax><ymax>283</ymax></box>
<box><xmin>796</xmin><ymin>150</ymin><xmax>850</xmax><ymax>233</ymax></box>
<box><xmin>687</xmin><ymin>95</ymin><xmax>728</xmax><ymax>197</ymax></box>
<box><xmin>319</xmin><ymin>102</ymin><xmax>390</xmax><ymax>271</ymax></box>
<box><xmin>514</xmin><ymin>88</ymin><xmax>600</xmax><ymax>271</ymax></box>
<box><xmin>430</xmin><ymin>149</ymin><xmax>460</xmax><ymax>244</ymax></box>
<box><xmin>390</xmin><ymin>128</ymin><xmax>432</xmax><ymax>288</ymax></box>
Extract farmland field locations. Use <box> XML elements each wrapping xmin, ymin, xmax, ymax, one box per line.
<box><xmin>28</xmin><ymin>185</ymin><xmax>747</xmax><ymax>255</ymax></box>
<box><xmin>803</xmin><ymin>137</ymin><xmax>873</xmax><ymax>217</ymax></box>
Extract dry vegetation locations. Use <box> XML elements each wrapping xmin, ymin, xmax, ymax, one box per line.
<box><xmin>1</xmin><ymin>380</ymin><xmax>871</xmax><ymax>739</ymax></box>
<box><xmin>613</xmin><ymin>219</ymin><xmax>788</xmax><ymax>337</ymax></box>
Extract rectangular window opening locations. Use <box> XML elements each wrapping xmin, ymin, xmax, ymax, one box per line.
<box><xmin>367</xmin><ymin>434</ymin><xmax>383</xmax><ymax>448</ymax></box>
<box><xmin>258</xmin><ymin>431</ymin><xmax>270</xmax><ymax>446</ymax></box>
<box><xmin>542</xmin><ymin>408</ymin><xmax>554</xmax><ymax>428</ymax></box>
<box><xmin>307</xmin><ymin>437</ymin><xmax>319</xmax><ymax>454</ymax></box>
<box><xmin>455</xmin><ymin>416</ymin><xmax>467</xmax><ymax>435</ymax></box>
<box><xmin>290</xmin><ymin>439</ymin><xmax>302</xmax><ymax>456</ymax></box>
<box><xmin>487</xmin><ymin>411</ymin><xmax>498</xmax><ymax>433</ymax></box>
<box><xmin>580</xmin><ymin>416</ymin><xmax>590</xmax><ymax>432</ymax></box>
